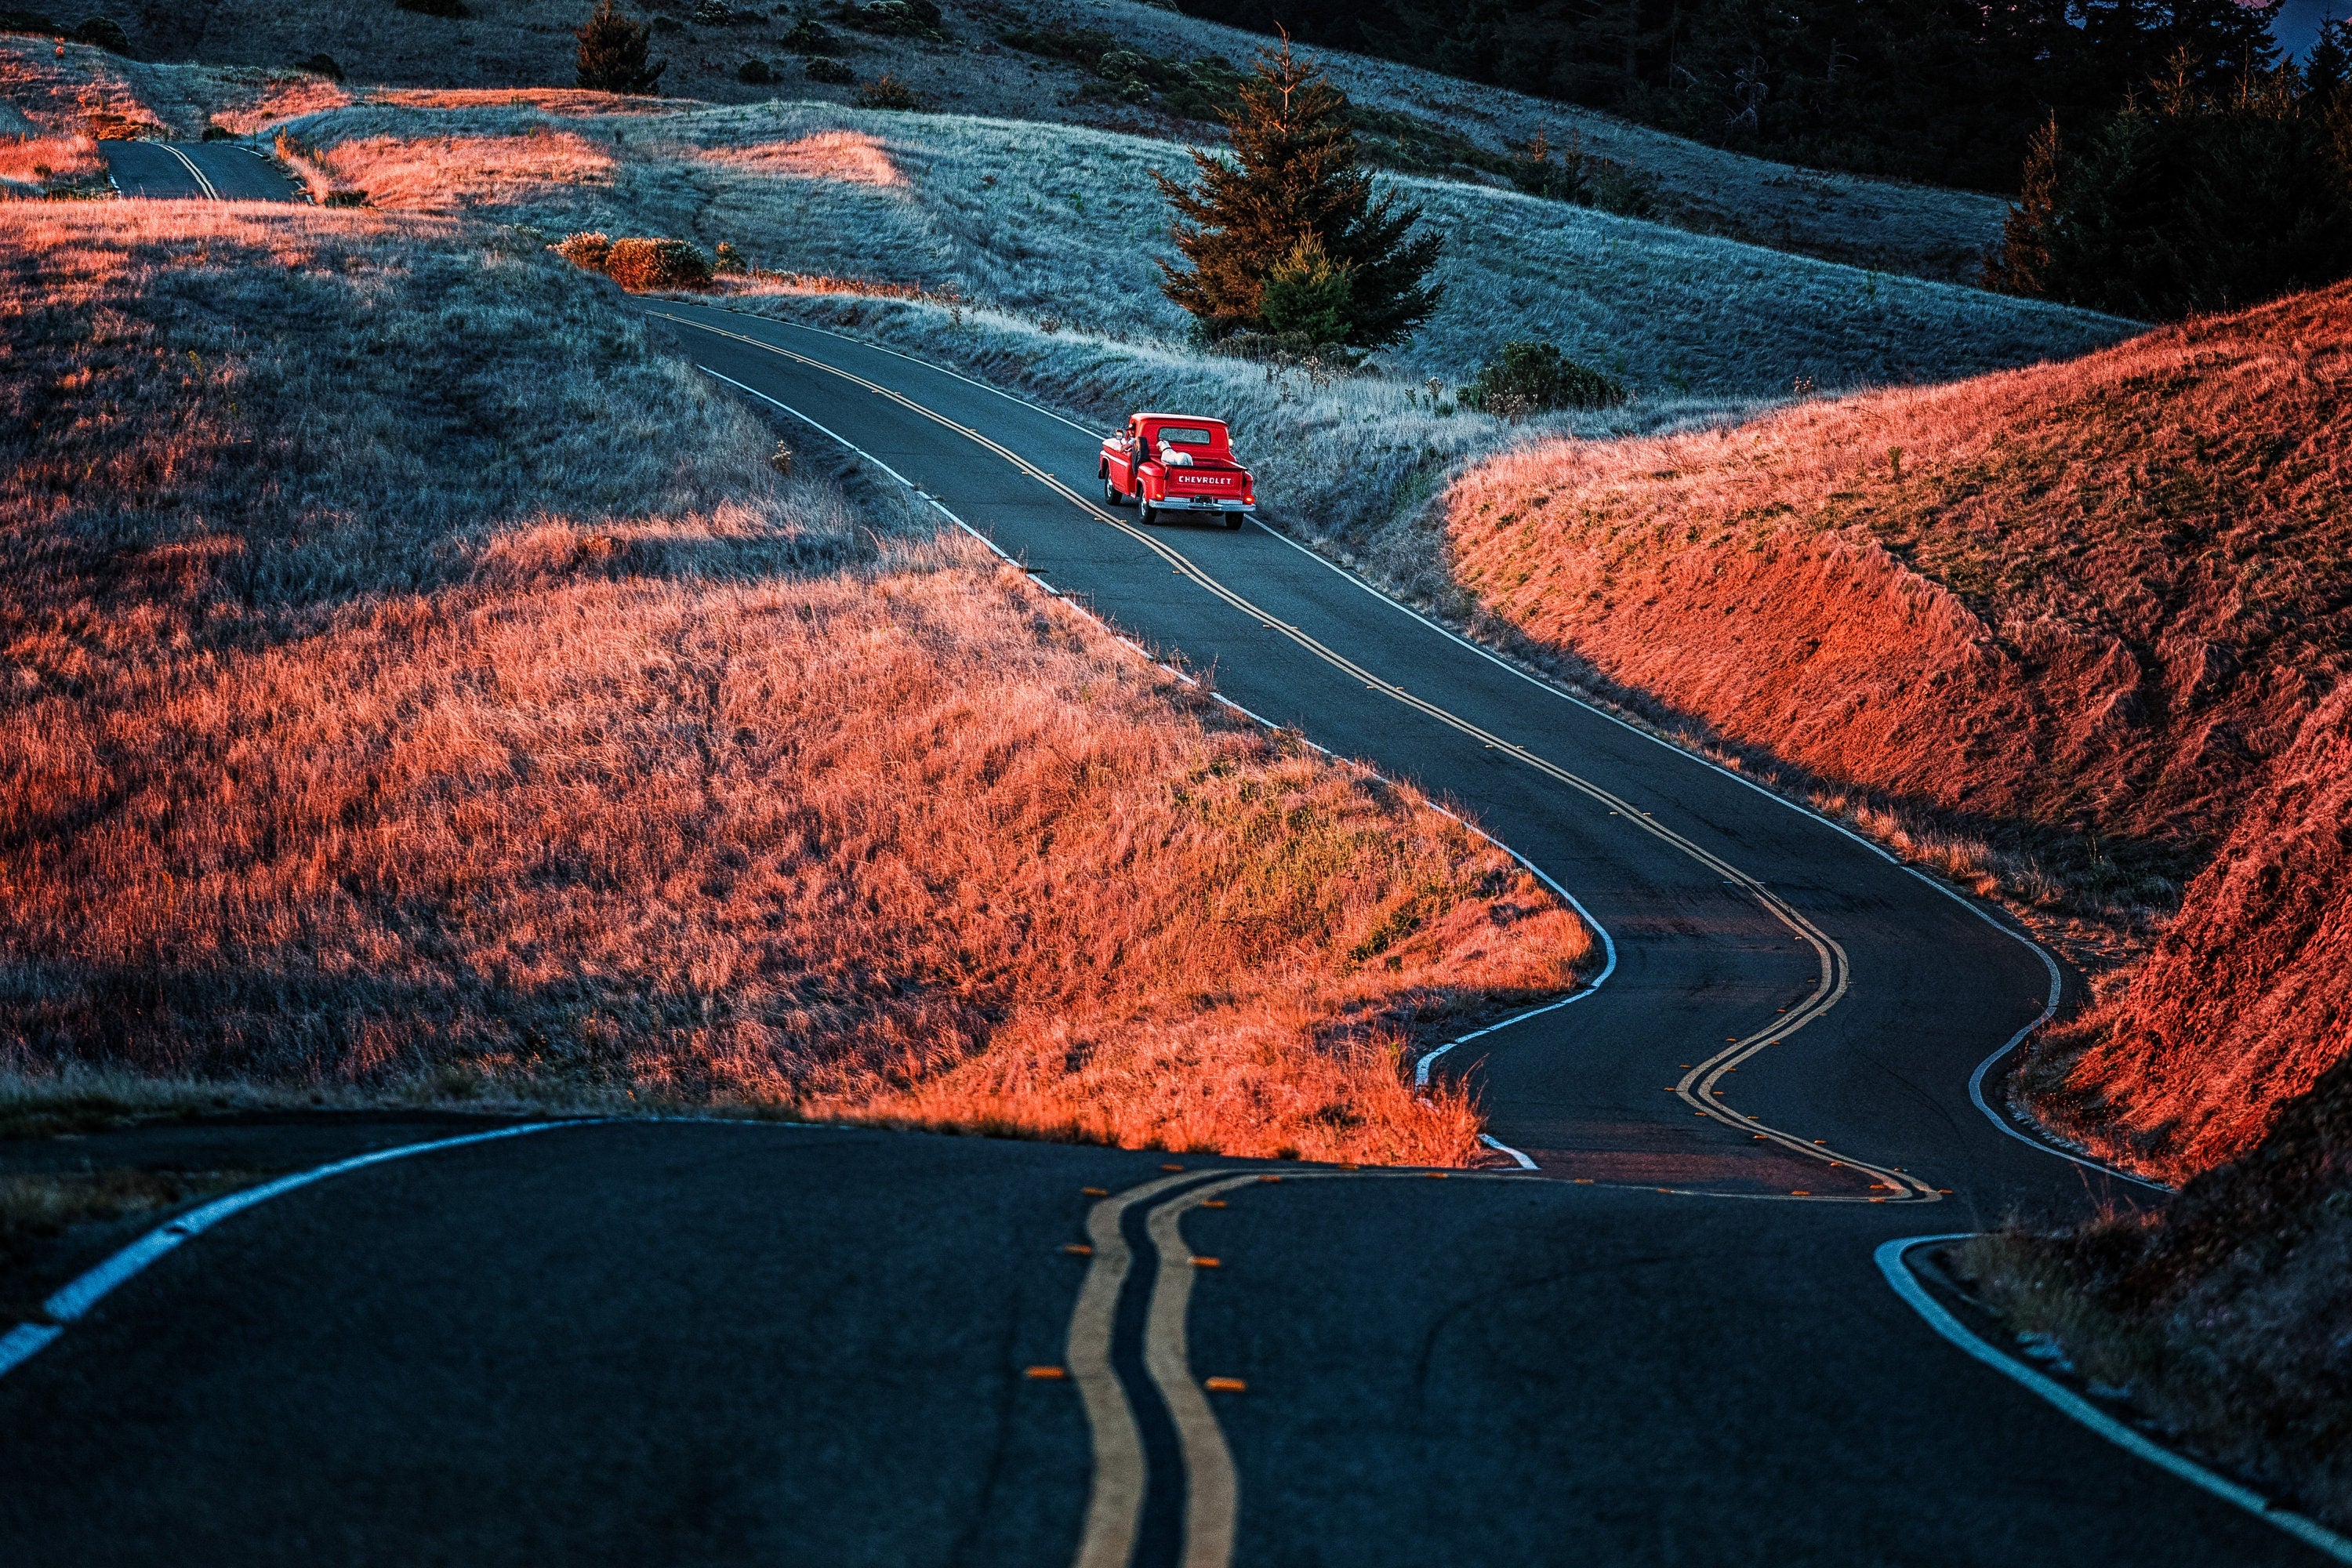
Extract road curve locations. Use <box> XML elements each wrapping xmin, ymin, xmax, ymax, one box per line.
<box><xmin>657</xmin><ymin>303</ymin><xmax>2077</xmax><ymax>1207</ymax></box>
<box><xmin>0</xmin><ymin>305</ymin><xmax>2331</xmax><ymax>1567</ymax></box>
<box><xmin>99</xmin><ymin>140</ymin><xmax>303</xmax><ymax>201</ymax></box>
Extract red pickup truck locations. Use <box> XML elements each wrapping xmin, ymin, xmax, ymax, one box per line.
<box><xmin>1098</xmin><ymin>412</ymin><xmax>1255</xmax><ymax>529</ymax></box>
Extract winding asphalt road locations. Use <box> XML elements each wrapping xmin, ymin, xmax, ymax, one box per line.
<box><xmin>97</xmin><ymin>139</ymin><xmax>301</xmax><ymax>201</ymax></box>
<box><xmin>0</xmin><ymin>305</ymin><xmax>2331</xmax><ymax>1566</ymax></box>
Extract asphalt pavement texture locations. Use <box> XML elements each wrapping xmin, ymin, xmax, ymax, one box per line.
<box><xmin>0</xmin><ymin>303</ymin><xmax>2323</xmax><ymax>1566</ymax></box>
<box><xmin>98</xmin><ymin>140</ymin><xmax>302</xmax><ymax>201</ymax></box>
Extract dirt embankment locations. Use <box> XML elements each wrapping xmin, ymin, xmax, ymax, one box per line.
<box><xmin>0</xmin><ymin>205</ymin><xmax>1590</xmax><ymax>1165</ymax></box>
<box><xmin>1439</xmin><ymin>282</ymin><xmax>2352</xmax><ymax>1176</ymax></box>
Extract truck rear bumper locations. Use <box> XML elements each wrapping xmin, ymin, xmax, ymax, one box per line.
<box><xmin>1152</xmin><ymin>494</ymin><xmax>1252</xmax><ymax>511</ymax></box>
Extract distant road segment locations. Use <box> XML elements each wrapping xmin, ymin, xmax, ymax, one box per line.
<box><xmin>100</xmin><ymin>140</ymin><xmax>302</xmax><ymax>201</ymax></box>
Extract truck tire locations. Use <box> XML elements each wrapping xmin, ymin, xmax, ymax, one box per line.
<box><xmin>1224</xmin><ymin>511</ymin><xmax>1244</xmax><ymax>531</ymax></box>
<box><xmin>1138</xmin><ymin>502</ymin><xmax>1159</xmax><ymax>525</ymax></box>
<box><xmin>1102</xmin><ymin>470</ymin><xmax>1123</xmax><ymax>506</ymax></box>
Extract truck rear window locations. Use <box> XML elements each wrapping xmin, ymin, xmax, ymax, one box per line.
<box><xmin>1158</xmin><ymin>426</ymin><xmax>1216</xmax><ymax>446</ymax></box>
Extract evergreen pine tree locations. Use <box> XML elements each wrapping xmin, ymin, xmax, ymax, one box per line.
<box><xmin>1258</xmin><ymin>234</ymin><xmax>1355</xmax><ymax>343</ymax></box>
<box><xmin>2162</xmin><ymin>0</ymin><xmax>2283</xmax><ymax>81</ymax></box>
<box><xmin>2310</xmin><ymin>14</ymin><xmax>2352</xmax><ymax>105</ymax></box>
<box><xmin>1984</xmin><ymin>114</ymin><xmax>2063</xmax><ymax>297</ymax></box>
<box><xmin>576</xmin><ymin>0</ymin><xmax>666</xmax><ymax>95</ymax></box>
<box><xmin>2321</xmin><ymin>19</ymin><xmax>2352</xmax><ymax>199</ymax></box>
<box><xmin>1152</xmin><ymin>40</ymin><xmax>1440</xmax><ymax>349</ymax></box>
<box><xmin>1998</xmin><ymin>52</ymin><xmax>2352</xmax><ymax>318</ymax></box>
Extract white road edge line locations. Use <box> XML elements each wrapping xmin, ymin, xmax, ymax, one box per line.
<box><xmin>1236</xmin><ymin>518</ymin><xmax>2116</xmax><ymax>1170</ymax></box>
<box><xmin>684</xmin><ymin>321</ymin><xmax>1942</xmax><ymax>1199</ymax></box>
<box><xmin>0</xmin><ymin>1120</ymin><xmax>585</xmax><ymax>1381</ymax></box>
<box><xmin>1478</xmin><ymin>1134</ymin><xmax>1538</xmax><ymax>1170</ymax></box>
<box><xmin>1878</xmin><ymin>1234</ymin><xmax>2352</xmax><ymax>1564</ymax></box>
<box><xmin>1969</xmin><ymin>1012</ymin><xmax>2169</xmax><ymax>1191</ymax></box>
<box><xmin>684</xmin><ymin>306</ymin><xmax>2115</xmax><ymax>1181</ymax></box>
<box><xmin>693</xmin><ymin>359</ymin><xmax>1617</xmax><ymax>1071</ymax></box>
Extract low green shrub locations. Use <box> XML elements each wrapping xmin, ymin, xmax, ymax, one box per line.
<box><xmin>804</xmin><ymin>56</ymin><xmax>853</xmax><ymax>85</ymax></box>
<box><xmin>394</xmin><ymin>0</ymin><xmax>467</xmax><ymax>16</ymax></box>
<box><xmin>998</xmin><ymin>27</ymin><xmax>1244</xmax><ymax>122</ymax></box>
<box><xmin>71</xmin><ymin>14</ymin><xmax>125</xmax><ymax>52</ymax></box>
<box><xmin>1461</xmin><ymin>340</ymin><xmax>1625</xmax><ymax>416</ymax></box>
<box><xmin>780</xmin><ymin>16</ymin><xmax>840</xmax><ymax>53</ymax></box>
<box><xmin>1258</xmin><ymin>235</ymin><xmax>1352</xmax><ymax>348</ymax></box>
<box><xmin>738</xmin><ymin>57</ymin><xmax>771</xmax><ymax>84</ymax></box>
<box><xmin>835</xmin><ymin>0</ymin><xmax>938</xmax><ymax>37</ymax></box>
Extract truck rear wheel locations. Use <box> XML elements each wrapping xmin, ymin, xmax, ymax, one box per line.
<box><xmin>1225</xmin><ymin>511</ymin><xmax>1244</xmax><ymax>531</ymax></box>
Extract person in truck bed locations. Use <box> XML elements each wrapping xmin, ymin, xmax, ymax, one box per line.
<box><xmin>1100</xmin><ymin>413</ymin><xmax>1256</xmax><ymax>528</ymax></box>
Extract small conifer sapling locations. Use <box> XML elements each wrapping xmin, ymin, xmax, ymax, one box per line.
<box><xmin>1153</xmin><ymin>39</ymin><xmax>1439</xmax><ymax>349</ymax></box>
<box><xmin>577</xmin><ymin>0</ymin><xmax>666</xmax><ymax>94</ymax></box>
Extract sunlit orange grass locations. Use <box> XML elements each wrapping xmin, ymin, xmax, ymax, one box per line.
<box><xmin>697</xmin><ymin>131</ymin><xmax>905</xmax><ymax>187</ymax></box>
<box><xmin>318</xmin><ymin>129</ymin><xmax>619</xmax><ymax>212</ymax></box>
<box><xmin>2032</xmin><ymin>685</ymin><xmax>2352</xmax><ymax>1180</ymax></box>
<box><xmin>365</xmin><ymin>87</ymin><xmax>695</xmax><ymax>117</ymax></box>
<box><xmin>1446</xmin><ymin>282</ymin><xmax>2351</xmax><ymax>858</ymax></box>
<box><xmin>2</xmin><ymin>550</ymin><xmax>1580</xmax><ymax>1163</ymax></box>
<box><xmin>205</xmin><ymin>74</ymin><xmax>350</xmax><ymax>136</ymax></box>
<box><xmin>1443</xmin><ymin>281</ymin><xmax>2352</xmax><ymax>1177</ymax></box>
<box><xmin>717</xmin><ymin>270</ymin><xmax>953</xmax><ymax>303</ymax></box>
<box><xmin>0</xmin><ymin>37</ymin><xmax>154</xmax><ymax>136</ymax></box>
<box><xmin>0</xmin><ymin>132</ymin><xmax>100</xmax><ymax>186</ymax></box>
<box><xmin>0</xmin><ymin>203</ymin><xmax>1588</xmax><ymax>1165</ymax></box>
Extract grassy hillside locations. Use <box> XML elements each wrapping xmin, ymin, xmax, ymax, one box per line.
<box><xmin>40</xmin><ymin>0</ymin><xmax>2011</xmax><ymax>279</ymax></box>
<box><xmin>1419</xmin><ymin>280</ymin><xmax>2352</xmax><ymax>1510</ymax></box>
<box><xmin>0</xmin><ymin>201</ymin><xmax>1593</xmax><ymax>1163</ymax></box>
<box><xmin>261</xmin><ymin>93</ymin><xmax>2127</xmax><ymax>404</ymax></box>
<box><xmin>2034</xmin><ymin>687</ymin><xmax>2352</xmax><ymax>1178</ymax></box>
<box><xmin>1429</xmin><ymin>281</ymin><xmax>2352</xmax><ymax>1177</ymax></box>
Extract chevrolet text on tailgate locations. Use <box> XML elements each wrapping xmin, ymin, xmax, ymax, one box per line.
<box><xmin>1098</xmin><ymin>412</ymin><xmax>1256</xmax><ymax>530</ymax></box>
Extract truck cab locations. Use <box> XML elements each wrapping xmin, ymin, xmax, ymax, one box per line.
<box><xmin>1099</xmin><ymin>413</ymin><xmax>1255</xmax><ymax>529</ymax></box>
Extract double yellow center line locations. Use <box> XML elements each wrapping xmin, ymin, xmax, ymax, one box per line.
<box><xmin>657</xmin><ymin>307</ymin><xmax>1938</xmax><ymax>1203</ymax></box>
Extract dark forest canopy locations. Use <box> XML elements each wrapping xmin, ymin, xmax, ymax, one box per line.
<box><xmin>1170</xmin><ymin>0</ymin><xmax>2292</xmax><ymax>191</ymax></box>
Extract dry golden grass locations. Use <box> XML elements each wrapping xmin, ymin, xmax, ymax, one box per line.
<box><xmin>0</xmin><ymin>204</ymin><xmax>1588</xmax><ymax>1163</ymax></box>
<box><xmin>318</xmin><ymin>127</ymin><xmax>619</xmax><ymax>212</ymax></box>
<box><xmin>696</xmin><ymin>131</ymin><xmax>904</xmax><ymax>187</ymax></box>
<box><xmin>203</xmin><ymin>73</ymin><xmax>350</xmax><ymax>136</ymax></box>
<box><xmin>364</xmin><ymin>88</ymin><xmax>684</xmax><ymax>117</ymax></box>
<box><xmin>0</xmin><ymin>130</ymin><xmax>98</xmax><ymax>190</ymax></box>
<box><xmin>0</xmin><ymin>37</ymin><xmax>162</xmax><ymax>140</ymax></box>
<box><xmin>2032</xmin><ymin>688</ymin><xmax>2352</xmax><ymax>1178</ymax></box>
<box><xmin>1440</xmin><ymin>283</ymin><xmax>2352</xmax><ymax>1176</ymax></box>
<box><xmin>717</xmin><ymin>271</ymin><xmax>957</xmax><ymax>304</ymax></box>
<box><xmin>60</xmin><ymin>0</ymin><xmax>2024</xmax><ymax>280</ymax></box>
